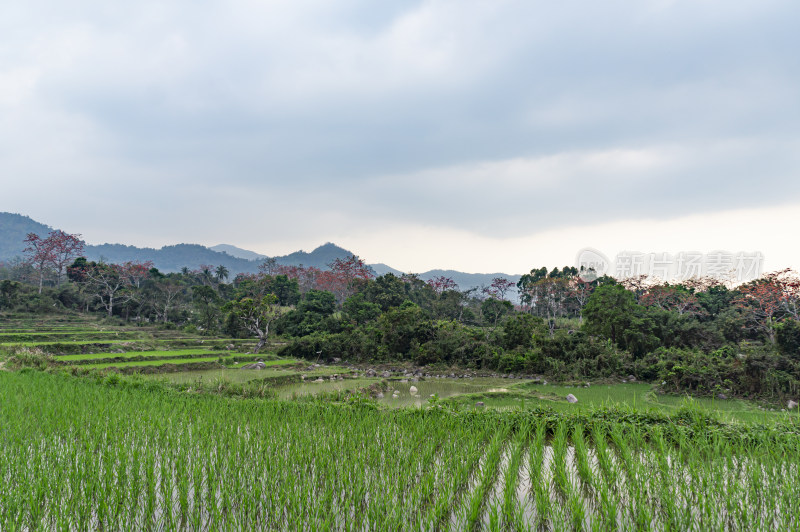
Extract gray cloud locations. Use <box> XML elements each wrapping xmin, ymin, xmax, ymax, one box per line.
<box><xmin>1</xmin><ymin>0</ymin><xmax>799</xmax><ymax>252</ymax></box>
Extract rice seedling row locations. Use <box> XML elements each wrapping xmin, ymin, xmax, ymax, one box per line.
<box><xmin>1</xmin><ymin>371</ymin><xmax>799</xmax><ymax>531</ymax></box>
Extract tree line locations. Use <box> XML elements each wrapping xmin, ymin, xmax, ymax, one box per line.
<box><xmin>2</xmin><ymin>230</ymin><xmax>799</xmax><ymax>401</ymax></box>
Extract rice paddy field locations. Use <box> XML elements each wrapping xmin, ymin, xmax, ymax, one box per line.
<box><xmin>2</xmin><ymin>315</ymin><xmax>800</xmax><ymax>530</ymax></box>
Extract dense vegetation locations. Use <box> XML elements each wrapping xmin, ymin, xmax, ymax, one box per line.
<box><xmin>2</xmin><ymin>229</ymin><xmax>800</xmax><ymax>404</ymax></box>
<box><xmin>3</xmin><ymin>243</ymin><xmax>800</xmax><ymax>530</ymax></box>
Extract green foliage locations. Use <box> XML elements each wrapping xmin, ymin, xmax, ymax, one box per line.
<box><xmin>377</xmin><ymin>301</ymin><xmax>432</xmax><ymax>356</ymax></box>
<box><xmin>343</xmin><ymin>293</ymin><xmax>381</xmax><ymax>325</ymax></box>
<box><xmin>362</xmin><ymin>273</ymin><xmax>409</xmax><ymax>311</ymax></box>
<box><xmin>480</xmin><ymin>298</ymin><xmax>513</xmax><ymax>326</ymax></box>
<box><xmin>503</xmin><ymin>314</ymin><xmax>545</xmax><ymax>350</ymax></box>
<box><xmin>276</xmin><ymin>290</ymin><xmax>340</xmax><ymax>337</ymax></box>
<box><xmin>776</xmin><ymin>319</ymin><xmax>800</xmax><ymax>360</ymax></box>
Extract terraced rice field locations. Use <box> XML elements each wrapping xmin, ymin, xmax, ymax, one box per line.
<box><xmin>3</xmin><ymin>315</ymin><xmax>800</xmax><ymax>529</ymax></box>
<box><xmin>2</xmin><ymin>371</ymin><xmax>799</xmax><ymax>530</ymax></box>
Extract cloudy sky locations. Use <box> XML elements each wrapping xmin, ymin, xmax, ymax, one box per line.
<box><xmin>2</xmin><ymin>0</ymin><xmax>799</xmax><ymax>273</ymax></box>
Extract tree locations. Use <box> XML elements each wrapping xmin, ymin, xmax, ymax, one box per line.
<box><xmin>215</xmin><ymin>265</ymin><xmax>229</xmax><ymax>284</ymax></box>
<box><xmin>68</xmin><ymin>260</ymin><xmax>126</xmax><ymax>317</ymax></box>
<box><xmin>23</xmin><ymin>233</ymin><xmax>55</xmax><ymax>294</ymax></box>
<box><xmin>569</xmin><ymin>276</ymin><xmax>595</xmax><ymax>323</ymax></box>
<box><xmin>733</xmin><ymin>278</ymin><xmax>784</xmax><ymax>343</ymax></box>
<box><xmin>641</xmin><ymin>284</ymin><xmax>702</xmax><ymax>316</ymax></box>
<box><xmin>259</xmin><ymin>257</ymin><xmax>279</xmax><ymax>276</ymax></box>
<box><xmin>120</xmin><ymin>261</ymin><xmax>154</xmax><ymax>289</ymax></box>
<box><xmin>484</xmin><ymin>277</ymin><xmax>515</xmax><ymax>301</ymax></box>
<box><xmin>48</xmin><ymin>230</ymin><xmax>84</xmax><ymax>287</ymax></box>
<box><xmin>226</xmin><ymin>294</ymin><xmax>283</xmax><ymax>353</ymax></box>
<box><xmin>364</xmin><ymin>274</ymin><xmax>409</xmax><ymax>311</ymax></box>
<box><xmin>427</xmin><ymin>276</ymin><xmax>458</xmax><ymax>295</ymax></box>
<box><xmin>192</xmin><ymin>285</ymin><xmax>221</xmax><ymax>332</ymax></box>
<box><xmin>152</xmin><ymin>278</ymin><xmax>185</xmax><ymax>323</ymax></box>
<box><xmin>319</xmin><ymin>255</ymin><xmax>374</xmax><ymax>304</ymax></box>
<box><xmin>0</xmin><ymin>280</ymin><xmax>22</xmax><ymax>309</ymax></box>
<box><xmin>583</xmin><ymin>284</ymin><xmax>638</xmax><ymax>346</ymax></box>
<box><xmin>584</xmin><ymin>284</ymin><xmax>660</xmax><ymax>357</ymax></box>
<box><xmin>481</xmin><ymin>298</ymin><xmax>513</xmax><ymax>328</ymax></box>
<box><xmin>198</xmin><ymin>264</ymin><xmax>215</xmax><ymax>286</ymax></box>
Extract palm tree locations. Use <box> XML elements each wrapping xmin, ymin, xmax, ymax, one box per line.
<box><xmin>215</xmin><ymin>265</ymin><xmax>229</xmax><ymax>284</ymax></box>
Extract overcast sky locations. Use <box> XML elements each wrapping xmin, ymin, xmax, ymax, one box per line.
<box><xmin>2</xmin><ymin>0</ymin><xmax>799</xmax><ymax>273</ymax></box>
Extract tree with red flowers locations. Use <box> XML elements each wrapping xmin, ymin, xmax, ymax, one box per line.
<box><xmin>23</xmin><ymin>233</ymin><xmax>56</xmax><ymax>293</ymax></box>
<box><xmin>733</xmin><ymin>276</ymin><xmax>784</xmax><ymax>343</ymax></box>
<box><xmin>641</xmin><ymin>284</ymin><xmax>702</xmax><ymax>316</ymax></box>
<box><xmin>483</xmin><ymin>277</ymin><xmax>515</xmax><ymax>301</ymax></box>
<box><xmin>426</xmin><ymin>276</ymin><xmax>458</xmax><ymax>295</ymax></box>
<box><xmin>322</xmin><ymin>255</ymin><xmax>374</xmax><ymax>304</ymax></box>
<box><xmin>24</xmin><ymin>230</ymin><xmax>84</xmax><ymax>292</ymax></box>
<box><xmin>120</xmin><ymin>260</ymin><xmax>154</xmax><ymax>289</ymax></box>
<box><xmin>48</xmin><ymin>230</ymin><xmax>85</xmax><ymax>287</ymax></box>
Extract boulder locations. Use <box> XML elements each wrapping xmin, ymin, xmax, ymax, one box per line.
<box><xmin>241</xmin><ymin>361</ymin><xmax>267</xmax><ymax>370</ymax></box>
<box><xmin>409</xmin><ymin>385</ymin><xmax>418</xmax><ymax>394</ymax></box>
<box><xmin>627</xmin><ymin>375</ymin><xmax>636</xmax><ymax>382</ymax></box>
<box><xmin>376</xmin><ymin>392</ymin><xmax>384</xmax><ymax>399</ymax></box>
<box><xmin>314</xmin><ymin>377</ymin><xmax>325</xmax><ymax>383</ymax></box>
<box><xmin>381</xmin><ymin>371</ymin><xmax>392</xmax><ymax>378</ymax></box>
<box><xmin>566</xmin><ymin>394</ymin><xmax>578</xmax><ymax>404</ymax></box>
<box><xmin>789</xmin><ymin>400</ymin><xmax>799</xmax><ymax>410</ymax></box>
<box><xmin>365</xmin><ymin>368</ymin><xmax>377</xmax><ymax>377</ymax></box>
<box><xmin>717</xmin><ymin>393</ymin><xmax>728</xmax><ymax>400</ymax></box>
<box><xmin>475</xmin><ymin>401</ymin><xmax>485</xmax><ymax>407</ymax></box>
<box><xmin>226</xmin><ymin>344</ymin><xmax>235</xmax><ymax>350</ymax></box>
<box><xmin>332</xmin><ymin>357</ymin><xmax>341</xmax><ymax>363</ymax></box>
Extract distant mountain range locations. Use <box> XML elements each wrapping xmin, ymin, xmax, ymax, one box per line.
<box><xmin>0</xmin><ymin>212</ymin><xmax>520</xmax><ymax>296</ymax></box>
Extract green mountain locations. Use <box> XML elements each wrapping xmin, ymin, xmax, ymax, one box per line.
<box><xmin>1</xmin><ymin>213</ymin><xmax>520</xmax><ymax>298</ymax></box>
<box><xmin>208</xmin><ymin>244</ymin><xmax>266</xmax><ymax>261</ymax></box>
<box><xmin>0</xmin><ymin>212</ymin><xmax>53</xmax><ymax>261</ymax></box>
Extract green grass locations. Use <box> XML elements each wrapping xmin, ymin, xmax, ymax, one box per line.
<box><xmin>82</xmin><ymin>355</ymin><xmax>300</xmax><ymax>370</ymax></box>
<box><xmin>445</xmin><ymin>382</ymin><xmax>794</xmax><ymax>424</ymax></box>
<box><xmin>55</xmin><ymin>348</ymin><xmax>222</xmax><ymax>362</ymax></box>
<box><xmin>2</xmin><ymin>339</ymin><xmax>139</xmax><ymax>347</ymax></box>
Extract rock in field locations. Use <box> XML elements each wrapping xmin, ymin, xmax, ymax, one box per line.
<box><xmin>409</xmin><ymin>385</ymin><xmax>418</xmax><ymax>395</ymax></box>
<box><xmin>475</xmin><ymin>402</ymin><xmax>485</xmax><ymax>407</ymax></box>
<box><xmin>566</xmin><ymin>394</ymin><xmax>578</xmax><ymax>404</ymax></box>
<box><xmin>240</xmin><ymin>361</ymin><xmax>267</xmax><ymax>370</ymax></box>
<box><xmin>382</xmin><ymin>371</ymin><xmax>392</xmax><ymax>378</ymax></box>
<box><xmin>789</xmin><ymin>400</ymin><xmax>799</xmax><ymax>409</ymax></box>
